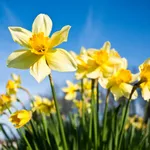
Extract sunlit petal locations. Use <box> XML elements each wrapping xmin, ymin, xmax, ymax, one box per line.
<box><xmin>30</xmin><ymin>56</ymin><xmax>50</xmax><ymax>82</ymax></box>
<box><xmin>32</xmin><ymin>14</ymin><xmax>52</xmax><ymax>36</ymax></box>
<box><xmin>8</xmin><ymin>27</ymin><xmax>32</xmax><ymax>47</ymax></box>
<box><xmin>7</xmin><ymin>49</ymin><xmax>41</xmax><ymax>69</ymax></box>
<box><xmin>46</xmin><ymin>48</ymin><xmax>77</xmax><ymax>72</ymax></box>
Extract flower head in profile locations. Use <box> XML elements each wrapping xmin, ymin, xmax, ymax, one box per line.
<box><xmin>7</xmin><ymin>14</ymin><xmax>77</xmax><ymax>82</ymax></box>
<box><xmin>70</xmin><ymin>47</ymin><xmax>92</xmax><ymax>80</ymax></box>
<box><xmin>9</xmin><ymin>109</ymin><xmax>32</xmax><ymax>128</ymax></box>
<box><xmin>6</xmin><ymin>74</ymin><xmax>21</xmax><ymax>95</ymax></box>
<box><xmin>87</xmin><ymin>41</ymin><xmax>125</xmax><ymax>79</ymax></box>
<box><xmin>31</xmin><ymin>96</ymin><xmax>56</xmax><ymax>115</ymax></box>
<box><xmin>138</xmin><ymin>58</ymin><xmax>150</xmax><ymax>101</ymax></box>
<box><xmin>99</xmin><ymin>59</ymin><xmax>138</xmax><ymax>100</ymax></box>
<box><xmin>0</xmin><ymin>94</ymin><xmax>12</xmax><ymax>114</ymax></box>
<box><xmin>62</xmin><ymin>80</ymin><xmax>79</xmax><ymax>100</ymax></box>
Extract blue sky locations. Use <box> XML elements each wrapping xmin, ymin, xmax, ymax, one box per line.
<box><xmin>0</xmin><ymin>0</ymin><xmax>150</xmax><ymax>96</ymax></box>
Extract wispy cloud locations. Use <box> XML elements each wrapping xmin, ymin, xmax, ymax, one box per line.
<box><xmin>77</xmin><ymin>9</ymin><xmax>105</xmax><ymax>49</ymax></box>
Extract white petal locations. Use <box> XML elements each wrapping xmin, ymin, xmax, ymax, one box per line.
<box><xmin>7</xmin><ymin>49</ymin><xmax>41</xmax><ymax>69</ymax></box>
<box><xmin>46</xmin><ymin>48</ymin><xmax>77</xmax><ymax>72</ymax></box>
<box><xmin>120</xmin><ymin>83</ymin><xmax>138</xmax><ymax>100</ymax></box>
<box><xmin>141</xmin><ymin>86</ymin><xmax>150</xmax><ymax>101</ymax></box>
<box><xmin>32</xmin><ymin>14</ymin><xmax>52</xmax><ymax>36</ymax></box>
<box><xmin>8</xmin><ymin>27</ymin><xmax>32</xmax><ymax>47</ymax></box>
<box><xmin>49</xmin><ymin>25</ymin><xmax>71</xmax><ymax>48</ymax></box>
<box><xmin>30</xmin><ymin>56</ymin><xmax>50</xmax><ymax>82</ymax></box>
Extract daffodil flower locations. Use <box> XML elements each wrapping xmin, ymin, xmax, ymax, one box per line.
<box><xmin>139</xmin><ymin>58</ymin><xmax>150</xmax><ymax>101</ymax></box>
<box><xmin>86</xmin><ymin>41</ymin><xmax>125</xmax><ymax>79</ymax></box>
<box><xmin>99</xmin><ymin>66</ymin><xmax>138</xmax><ymax>100</ymax></box>
<box><xmin>73</xmin><ymin>99</ymin><xmax>91</xmax><ymax>115</ymax></box>
<box><xmin>71</xmin><ymin>47</ymin><xmax>92</xmax><ymax>80</ymax></box>
<box><xmin>7</xmin><ymin>14</ymin><xmax>77</xmax><ymax>82</ymax></box>
<box><xmin>31</xmin><ymin>96</ymin><xmax>56</xmax><ymax>115</ymax></box>
<box><xmin>0</xmin><ymin>94</ymin><xmax>12</xmax><ymax>114</ymax></box>
<box><xmin>62</xmin><ymin>80</ymin><xmax>79</xmax><ymax>100</ymax></box>
<box><xmin>9</xmin><ymin>110</ymin><xmax>32</xmax><ymax>128</ymax></box>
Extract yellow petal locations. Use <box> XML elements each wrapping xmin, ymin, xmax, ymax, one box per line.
<box><xmin>49</xmin><ymin>25</ymin><xmax>71</xmax><ymax>48</ymax></box>
<box><xmin>87</xmin><ymin>66</ymin><xmax>102</xmax><ymax>79</ymax></box>
<box><xmin>65</xmin><ymin>92</ymin><xmax>76</xmax><ymax>100</ymax></box>
<box><xmin>111</xmin><ymin>85</ymin><xmax>123</xmax><ymax>100</ymax></box>
<box><xmin>120</xmin><ymin>83</ymin><xmax>138</xmax><ymax>99</ymax></box>
<box><xmin>102</xmin><ymin>41</ymin><xmax>111</xmax><ymax>51</ymax></box>
<box><xmin>30</xmin><ymin>56</ymin><xmax>50</xmax><ymax>83</ymax></box>
<box><xmin>8</xmin><ymin>27</ymin><xmax>32</xmax><ymax>47</ymax></box>
<box><xmin>32</xmin><ymin>14</ymin><xmax>52</xmax><ymax>36</ymax></box>
<box><xmin>46</xmin><ymin>48</ymin><xmax>77</xmax><ymax>72</ymax></box>
<box><xmin>7</xmin><ymin>49</ymin><xmax>41</xmax><ymax>69</ymax></box>
<box><xmin>141</xmin><ymin>86</ymin><xmax>150</xmax><ymax>101</ymax></box>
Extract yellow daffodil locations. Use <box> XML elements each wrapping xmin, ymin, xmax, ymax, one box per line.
<box><xmin>31</xmin><ymin>96</ymin><xmax>56</xmax><ymax>115</ymax></box>
<box><xmin>62</xmin><ymin>80</ymin><xmax>79</xmax><ymax>100</ymax></box>
<box><xmin>86</xmin><ymin>41</ymin><xmax>125</xmax><ymax>79</ymax></box>
<box><xmin>0</xmin><ymin>94</ymin><xmax>12</xmax><ymax>114</ymax></box>
<box><xmin>7</xmin><ymin>14</ymin><xmax>77</xmax><ymax>82</ymax></box>
<box><xmin>125</xmin><ymin>115</ymin><xmax>146</xmax><ymax>130</ymax></box>
<box><xmin>70</xmin><ymin>47</ymin><xmax>92</xmax><ymax>80</ymax></box>
<box><xmin>99</xmin><ymin>68</ymin><xmax>138</xmax><ymax>100</ymax></box>
<box><xmin>9</xmin><ymin>110</ymin><xmax>32</xmax><ymax>128</ymax></box>
<box><xmin>73</xmin><ymin>99</ymin><xmax>91</xmax><ymax>115</ymax></box>
<box><xmin>6</xmin><ymin>80</ymin><xmax>18</xmax><ymax>95</ymax></box>
<box><xmin>139</xmin><ymin>58</ymin><xmax>150</xmax><ymax>101</ymax></box>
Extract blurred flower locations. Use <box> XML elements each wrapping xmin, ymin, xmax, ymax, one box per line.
<box><xmin>125</xmin><ymin>115</ymin><xmax>146</xmax><ymax>130</ymax></box>
<box><xmin>62</xmin><ymin>80</ymin><xmax>79</xmax><ymax>100</ymax></box>
<box><xmin>86</xmin><ymin>41</ymin><xmax>125</xmax><ymax>79</ymax></box>
<box><xmin>9</xmin><ymin>110</ymin><xmax>32</xmax><ymax>128</ymax></box>
<box><xmin>6</xmin><ymin>74</ymin><xmax>21</xmax><ymax>95</ymax></box>
<box><xmin>73</xmin><ymin>99</ymin><xmax>91</xmax><ymax>115</ymax></box>
<box><xmin>6</xmin><ymin>80</ymin><xmax>18</xmax><ymax>95</ymax></box>
<box><xmin>7</xmin><ymin>13</ymin><xmax>77</xmax><ymax>82</ymax></box>
<box><xmin>31</xmin><ymin>96</ymin><xmax>56</xmax><ymax>115</ymax></box>
<box><xmin>0</xmin><ymin>94</ymin><xmax>12</xmax><ymax>114</ymax></box>
<box><xmin>99</xmin><ymin>68</ymin><xmax>138</xmax><ymax>100</ymax></box>
<box><xmin>139</xmin><ymin>58</ymin><xmax>150</xmax><ymax>101</ymax></box>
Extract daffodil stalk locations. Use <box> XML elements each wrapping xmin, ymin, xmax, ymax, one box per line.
<box><xmin>102</xmin><ymin>89</ymin><xmax>110</xmax><ymax>148</ymax></box>
<box><xmin>48</xmin><ymin>74</ymin><xmax>68</xmax><ymax>150</ymax></box>
<box><xmin>93</xmin><ymin>79</ymin><xmax>98</xmax><ymax>150</ymax></box>
<box><xmin>89</xmin><ymin>79</ymin><xmax>97</xmax><ymax>149</ymax></box>
<box><xmin>118</xmin><ymin>85</ymin><xmax>138</xmax><ymax>150</ymax></box>
<box><xmin>41</xmin><ymin>113</ymin><xmax>51</xmax><ymax>147</ymax></box>
<box><xmin>81</xmin><ymin>79</ymin><xmax>85</xmax><ymax>127</ymax></box>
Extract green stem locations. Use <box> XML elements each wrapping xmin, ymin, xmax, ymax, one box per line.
<box><xmin>144</xmin><ymin>99</ymin><xmax>150</xmax><ymax>124</ymax></box>
<box><xmin>117</xmin><ymin>86</ymin><xmax>137</xmax><ymax>150</ymax></box>
<box><xmin>48</xmin><ymin>74</ymin><xmax>68</xmax><ymax>150</ymax></box>
<box><xmin>81</xmin><ymin>79</ymin><xmax>85</xmax><ymax>127</ymax></box>
<box><xmin>96</xmin><ymin>79</ymin><xmax>100</xmax><ymax>148</ymax></box>
<box><xmin>93</xmin><ymin>79</ymin><xmax>98</xmax><ymax>150</ymax></box>
<box><xmin>19</xmin><ymin>129</ymin><xmax>32</xmax><ymax>150</ymax></box>
<box><xmin>41</xmin><ymin>114</ymin><xmax>51</xmax><ymax>147</ymax></box>
<box><xmin>102</xmin><ymin>89</ymin><xmax>110</xmax><ymax>146</ymax></box>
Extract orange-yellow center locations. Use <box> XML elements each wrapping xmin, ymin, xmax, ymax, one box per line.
<box><xmin>112</xmin><ymin>69</ymin><xmax>132</xmax><ymax>85</ymax></box>
<box><xmin>29</xmin><ymin>32</ymin><xmax>51</xmax><ymax>55</ymax></box>
<box><xmin>93</xmin><ymin>50</ymin><xmax>109</xmax><ymax>65</ymax></box>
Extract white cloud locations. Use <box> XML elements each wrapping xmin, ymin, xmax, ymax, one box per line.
<box><xmin>77</xmin><ymin>9</ymin><xmax>105</xmax><ymax>49</ymax></box>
